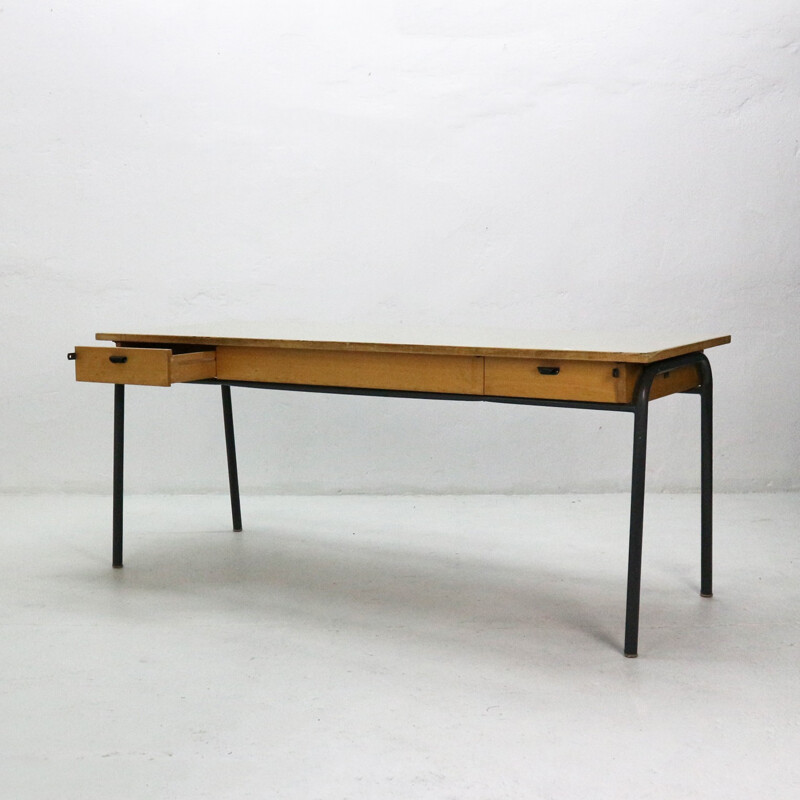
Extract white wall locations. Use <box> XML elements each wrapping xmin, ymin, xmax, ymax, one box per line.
<box><xmin>2</xmin><ymin>1</ymin><xmax>798</xmax><ymax>494</ymax></box>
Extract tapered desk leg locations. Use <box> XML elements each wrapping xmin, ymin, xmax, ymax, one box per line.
<box><xmin>221</xmin><ymin>385</ymin><xmax>242</xmax><ymax>532</ymax></box>
<box><xmin>112</xmin><ymin>384</ymin><xmax>124</xmax><ymax>568</ymax></box>
<box><xmin>699</xmin><ymin>357</ymin><xmax>713</xmax><ymax>598</ymax></box>
<box><xmin>624</xmin><ymin>398</ymin><xmax>649</xmax><ymax>658</ymax></box>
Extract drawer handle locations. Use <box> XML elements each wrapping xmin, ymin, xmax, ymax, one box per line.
<box><xmin>537</xmin><ymin>366</ymin><xmax>560</xmax><ymax>376</ymax></box>
<box><xmin>109</xmin><ymin>355</ymin><xmax>128</xmax><ymax>364</ymax></box>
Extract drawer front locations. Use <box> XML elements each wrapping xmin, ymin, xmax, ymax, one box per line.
<box><xmin>74</xmin><ymin>346</ymin><xmax>215</xmax><ymax>386</ymax></box>
<box><xmin>485</xmin><ymin>358</ymin><xmax>635</xmax><ymax>403</ymax></box>
<box><xmin>216</xmin><ymin>346</ymin><xmax>484</xmax><ymax>395</ymax></box>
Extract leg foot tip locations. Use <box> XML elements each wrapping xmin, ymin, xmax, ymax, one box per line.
<box><xmin>701</xmin><ymin>591</ymin><xmax>713</xmax><ymax>598</ymax></box>
<box><xmin>624</xmin><ymin>652</ymin><xmax>638</xmax><ymax>658</ymax></box>
<box><xmin>112</xmin><ymin>564</ymin><xmax>123</xmax><ymax>569</ymax></box>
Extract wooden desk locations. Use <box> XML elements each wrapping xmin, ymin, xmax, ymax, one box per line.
<box><xmin>69</xmin><ymin>325</ymin><xmax>730</xmax><ymax>657</ymax></box>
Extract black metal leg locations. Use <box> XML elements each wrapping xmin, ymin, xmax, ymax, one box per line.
<box><xmin>112</xmin><ymin>384</ymin><xmax>124</xmax><ymax>568</ymax></box>
<box><xmin>698</xmin><ymin>356</ymin><xmax>713</xmax><ymax>597</ymax></box>
<box><xmin>622</xmin><ymin>351</ymin><xmax>715</xmax><ymax>656</ymax></box>
<box><xmin>221</xmin><ymin>385</ymin><xmax>242</xmax><ymax>532</ymax></box>
<box><xmin>624</xmin><ymin>397</ymin><xmax>649</xmax><ymax>657</ymax></box>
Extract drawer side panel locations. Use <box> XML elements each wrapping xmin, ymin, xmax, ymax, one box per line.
<box><xmin>640</xmin><ymin>364</ymin><xmax>701</xmax><ymax>400</ymax></box>
<box><xmin>170</xmin><ymin>351</ymin><xmax>217</xmax><ymax>383</ymax></box>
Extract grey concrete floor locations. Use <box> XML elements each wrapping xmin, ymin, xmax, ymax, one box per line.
<box><xmin>0</xmin><ymin>493</ymin><xmax>798</xmax><ymax>799</ymax></box>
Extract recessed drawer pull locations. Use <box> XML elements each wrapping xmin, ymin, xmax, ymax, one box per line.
<box><xmin>537</xmin><ymin>366</ymin><xmax>560</xmax><ymax>376</ymax></box>
<box><xmin>109</xmin><ymin>355</ymin><xmax>128</xmax><ymax>364</ymax></box>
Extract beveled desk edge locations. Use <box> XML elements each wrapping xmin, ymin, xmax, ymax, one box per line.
<box><xmin>95</xmin><ymin>330</ymin><xmax>731</xmax><ymax>364</ymax></box>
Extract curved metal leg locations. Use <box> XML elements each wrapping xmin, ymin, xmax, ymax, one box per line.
<box><xmin>623</xmin><ymin>351</ymin><xmax>714</xmax><ymax>657</ymax></box>
<box><xmin>698</xmin><ymin>355</ymin><xmax>713</xmax><ymax>597</ymax></box>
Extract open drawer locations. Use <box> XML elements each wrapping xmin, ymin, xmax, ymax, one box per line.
<box><xmin>72</xmin><ymin>346</ymin><xmax>216</xmax><ymax>386</ymax></box>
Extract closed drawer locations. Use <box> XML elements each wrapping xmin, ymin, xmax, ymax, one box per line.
<box><xmin>73</xmin><ymin>346</ymin><xmax>216</xmax><ymax>386</ymax></box>
<box><xmin>216</xmin><ymin>346</ymin><xmax>484</xmax><ymax>395</ymax></box>
<box><xmin>485</xmin><ymin>358</ymin><xmax>636</xmax><ymax>403</ymax></box>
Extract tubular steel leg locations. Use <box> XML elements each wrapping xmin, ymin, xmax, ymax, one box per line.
<box><xmin>112</xmin><ymin>384</ymin><xmax>124</xmax><ymax>568</ymax></box>
<box><xmin>623</xmin><ymin>351</ymin><xmax>714</xmax><ymax>656</ymax></box>
<box><xmin>624</xmin><ymin>398</ymin><xmax>649</xmax><ymax>657</ymax></box>
<box><xmin>221</xmin><ymin>385</ymin><xmax>242</xmax><ymax>532</ymax></box>
<box><xmin>698</xmin><ymin>355</ymin><xmax>713</xmax><ymax>598</ymax></box>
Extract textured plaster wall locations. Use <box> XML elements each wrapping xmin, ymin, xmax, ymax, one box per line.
<box><xmin>1</xmin><ymin>1</ymin><xmax>798</xmax><ymax>493</ymax></box>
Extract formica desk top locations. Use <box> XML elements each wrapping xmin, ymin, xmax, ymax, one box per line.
<box><xmin>96</xmin><ymin>322</ymin><xmax>731</xmax><ymax>364</ymax></box>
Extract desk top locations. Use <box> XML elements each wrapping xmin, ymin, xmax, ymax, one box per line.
<box><xmin>96</xmin><ymin>322</ymin><xmax>730</xmax><ymax>364</ymax></box>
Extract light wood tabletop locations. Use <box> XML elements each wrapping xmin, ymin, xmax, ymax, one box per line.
<box><xmin>95</xmin><ymin>321</ymin><xmax>730</xmax><ymax>363</ymax></box>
